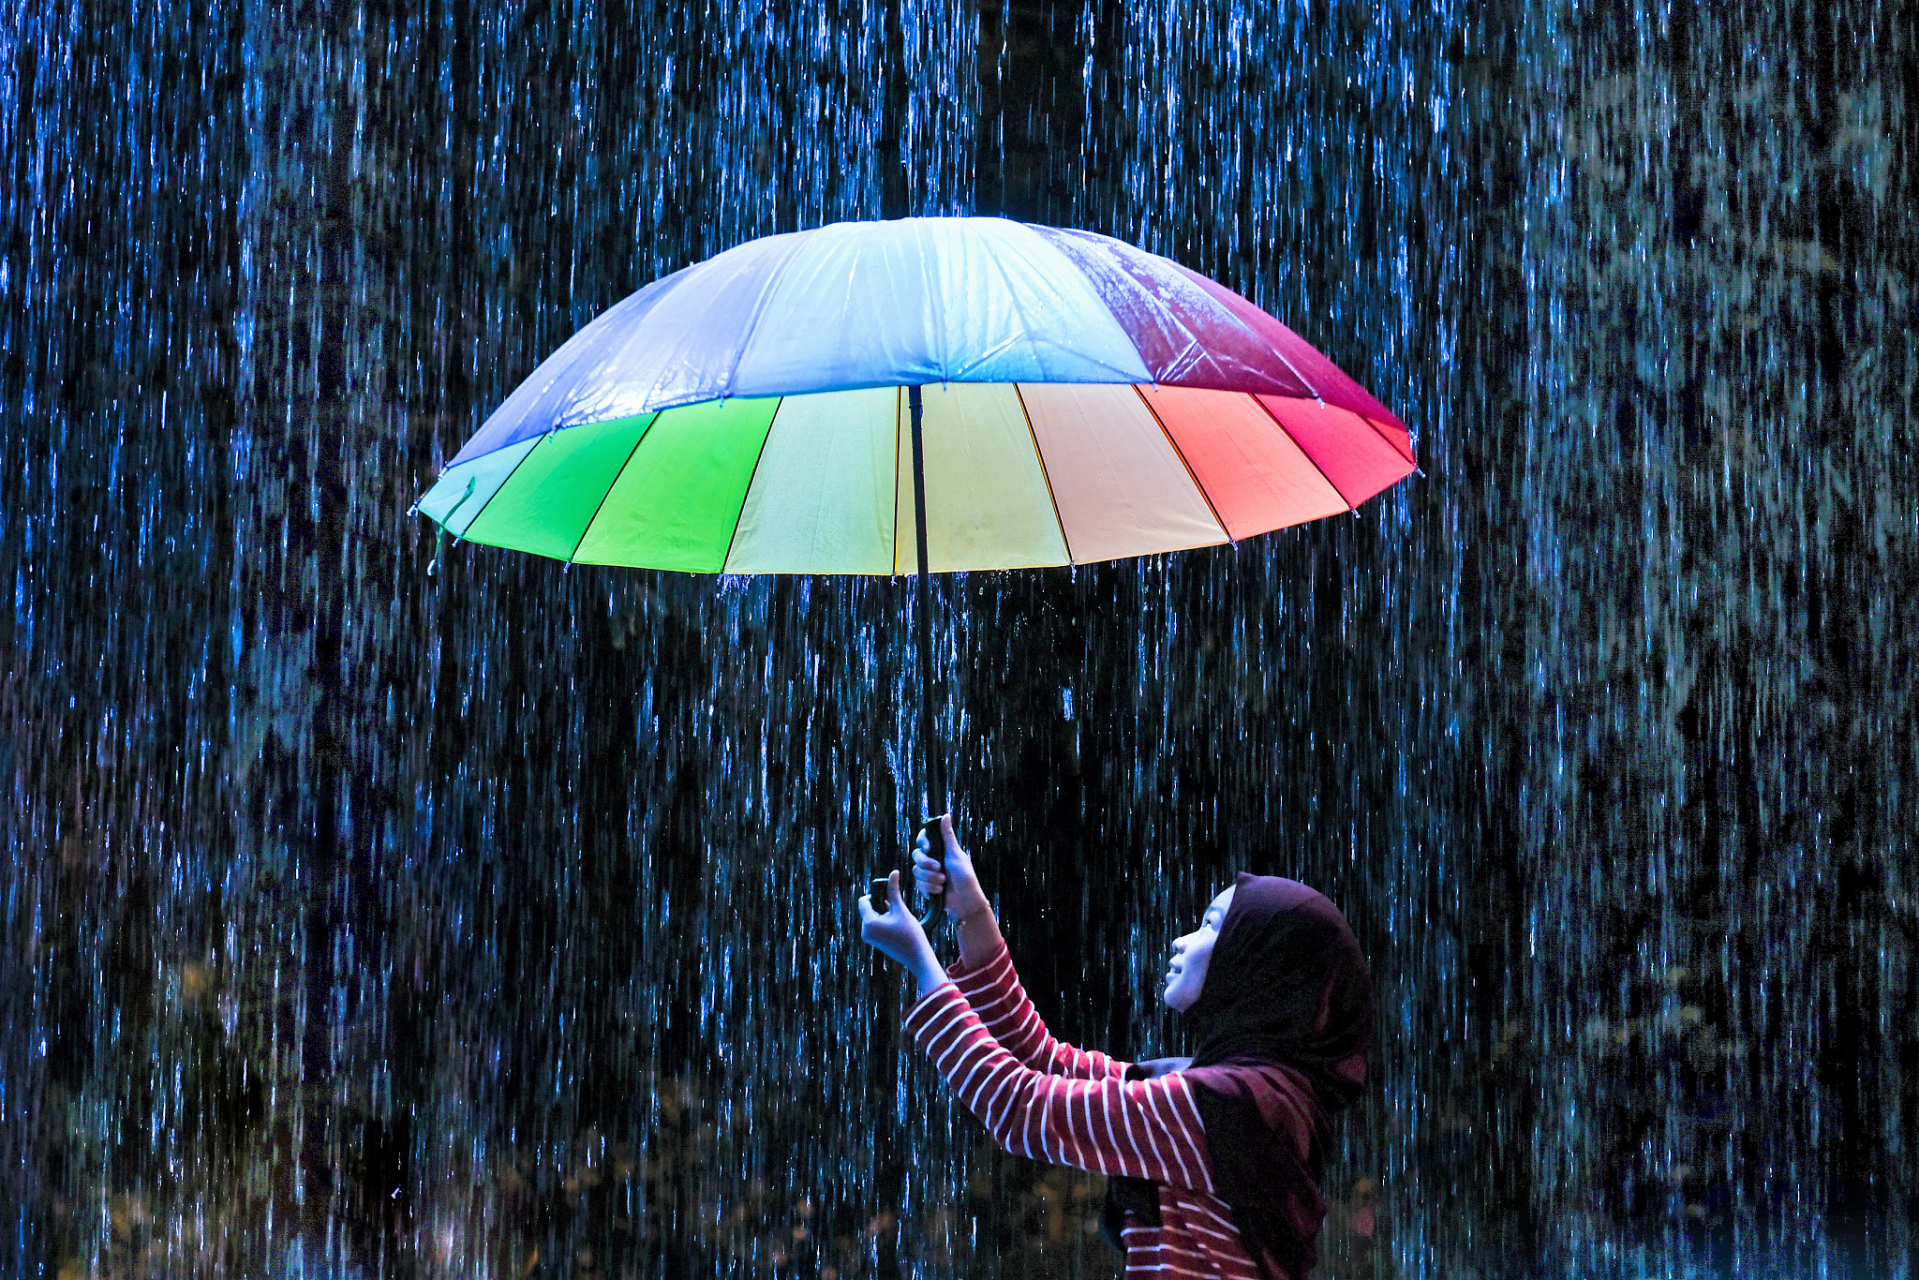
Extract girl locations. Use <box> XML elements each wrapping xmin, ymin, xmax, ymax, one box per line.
<box><xmin>858</xmin><ymin>817</ymin><xmax>1374</xmax><ymax>1280</ymax></box>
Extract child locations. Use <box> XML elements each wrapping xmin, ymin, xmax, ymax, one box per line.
<box><xmin>858</xmin><ymin>816</ymin><xmax>1374</xmax><ymax>1280</ymax></box>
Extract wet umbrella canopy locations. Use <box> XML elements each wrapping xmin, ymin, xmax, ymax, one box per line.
<box><xmin>418</xmin><ymin>217</ymin><xmax>1415</xmax><ymax>868</ymax></box>
<box><xmin>5</xmin><ymin>3</ymin><xmax>1916</xmax><ymax>1280</ymax></box>
<box><xmin>417</xmin><ymin>217</ymin><xmax>1414</xmax><ymax>573</ymax></box>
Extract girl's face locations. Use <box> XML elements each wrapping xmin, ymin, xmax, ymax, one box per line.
<box><xmin>1162</xmin><ymin>885</ymin><xmax>1236</xmax><ymax>1011</ymax></box>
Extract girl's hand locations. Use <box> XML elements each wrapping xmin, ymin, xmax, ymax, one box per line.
<box><xmin>912</xmin><ymin>815</ymin><xmax>988</xmax><ymax>921</ymax></box>
<box><xmin>858</xmin><ymin>871</ymin><xmax>947</xmax><ymax>995</ymax></box>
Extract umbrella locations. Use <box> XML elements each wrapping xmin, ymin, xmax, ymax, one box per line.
<box><xmin>415</xmin><ymin>216</ymin><xmax>1415</xmax><ymax>910</ymax></box>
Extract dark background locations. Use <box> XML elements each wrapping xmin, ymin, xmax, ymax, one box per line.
<box><xmin>3</xmin><ymin>1</ymin><xmax>1914</xmax><ymax>1277</ymax></box>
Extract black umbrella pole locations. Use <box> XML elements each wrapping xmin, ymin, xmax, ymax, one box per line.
<box><xmin>908</xmin><ymin>385</ymin><xmax>949</xmax><ymax>925</ymax></box>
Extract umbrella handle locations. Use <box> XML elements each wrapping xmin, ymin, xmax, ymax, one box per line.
<box><xmin>870</xmin><ymin>820</ymin><xmax>948</xmax><ymax>927</ymax></box>
<box><xmin>916</xmin><ymin>815</ymin><xmax>946</xmax><ymax>927</ymax></box>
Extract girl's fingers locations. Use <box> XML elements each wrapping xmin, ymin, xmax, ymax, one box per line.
<box><xmin>912</xmin><ymin>848</ymin><xmax>947</xmax><ymax>899</ymax></box>
<box><xmin>935</xmin><ymin>817</ymin><xmax>973</xmax><ymax>873</ymax></box>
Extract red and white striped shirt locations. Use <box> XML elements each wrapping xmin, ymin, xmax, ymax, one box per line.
<box><xmin>904</xmin><ymin>944</ymin><xmax>1269</xmax><ymax>1280</ymax></box>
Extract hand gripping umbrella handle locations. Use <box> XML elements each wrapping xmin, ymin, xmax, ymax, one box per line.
<box><xmin>916</xmin><ymin>816</ymin><xmax>947</xmax><ymax>926</ymax></box>
<box><xmin>870</xmin><ymin>816</ymin><xmax>949</xmax><ymax>927</ymax></box>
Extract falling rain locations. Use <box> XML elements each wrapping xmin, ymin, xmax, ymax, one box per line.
<box><xmin>2</xmin><ymin>1</ymin><xmax>1913</xmax><ymax>1278</ymax></box>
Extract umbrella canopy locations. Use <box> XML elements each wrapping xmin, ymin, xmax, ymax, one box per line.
<box><xmin>417</xmin><ymin>217</ymin><xmax>1414</xmax><ymax>573</ymax></box>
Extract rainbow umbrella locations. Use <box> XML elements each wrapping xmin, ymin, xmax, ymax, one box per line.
<box><xmin>416</xmin><ymin>217</ymin><xmax>1414</xmax><ymax>892</ymax></box>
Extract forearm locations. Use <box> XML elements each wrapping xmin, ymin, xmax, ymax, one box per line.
<box><xmin>953</xmin><ymin>898</ymin><xmax>1006</xmax><ymax>970</ymax></box>
<box><xmin>945</xmin><ymin>938</ymin><xmax>1130</xmax><ymax>1079</ymax></box>
<box><xmin>908</xmin><ymin>944</ymin><xmax>950</xmax><ymax>999</ymax></box>
<box><xmin>906</xmin><ymin>986</ymin><xmax>1208</xmax><ymax>1185</ymax></box>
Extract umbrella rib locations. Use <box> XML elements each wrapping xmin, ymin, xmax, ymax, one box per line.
<box><xmin>1130</xmin><ymin>386</ymin><xmax>1232</xmax><ymax>544</ymax></box>
<box><xmin>717</xmin><ymin>397</ymin><xmax>784</xmax><ymax>572</ymax></box>
<box><xmin>926</xmin><ymin>223</ymin><xmax>953</xmax><ymax>382</ymax></box>
<box><xmin>567</xmin><ymin>415</ymin><xmax>658</xmax><ymax>564</ymax></box>
<box><xmin>713</xmin><ymin>236</ymin><xmax>815</xmax><ymax>402</ymax></box>
<box><xmin>1360</xmin><ymin>412</ymin><xmax>1419</xmax><ymax>467</ymax></box>
<box><xmin>1176</xmin><ymin>263</ymin><xmax>1326</xmax><ymax>401</ymax></box>
<box><xmin>446</xmin><ymin>430</ymin><xmax>550</xmax><ymax>543</ymax></box>
<box><xmin>1266</xmin><ymin>345</ymin><xmax>1323</xmax><ymax>403</ymax></box>
<box><xmin>1009</xmin><ymin>383</ymin><xmax>1076</xmax><ymax>565</ymax></box>
<box><xmin>1251</xmin><ymin>395</ymin><xmax>1354</xmax><ymax>512</ymax></box>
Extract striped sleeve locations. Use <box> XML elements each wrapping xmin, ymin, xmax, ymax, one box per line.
<box><xmin>904</xmin><ymin>983</ymin><xmax>1215</xmax><ymax>1190</ymax></box>
<box><xmin>946</xmin><ymin>943</ymin><xmax>1129</xmax><ymax>1080</ymax></box>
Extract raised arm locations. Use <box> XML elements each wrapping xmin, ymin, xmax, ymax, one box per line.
<box><xmin>904</xmin><ymin>981</ymin><xmax>1216</xmax><ymax>1191</ymax></box>
<box><xmin>859</xmin><ymin>825</ymin><xmax>1211</xmax><ymax>1188</ymax></box>
<box><xmin>915</xmin><ymin>817</ymin><xmax>1127</xmax><ymax>1080</ymax></box>
<box><xmin>946</xmin><ymin>944</ymin><xmax>1130</xmax><ymax>1079</ymax></box>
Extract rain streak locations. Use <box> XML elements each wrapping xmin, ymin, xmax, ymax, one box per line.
<box><xmin>2</xmin><ymin>2</ymin><xmax>1913</xmax><ymax>1279</ymax></box>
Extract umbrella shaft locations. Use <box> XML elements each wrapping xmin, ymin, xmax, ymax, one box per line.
<box><xmin>908</xmin><ymin>383</ymin><xmax>947</xmax><ymax>816</ymax></box>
